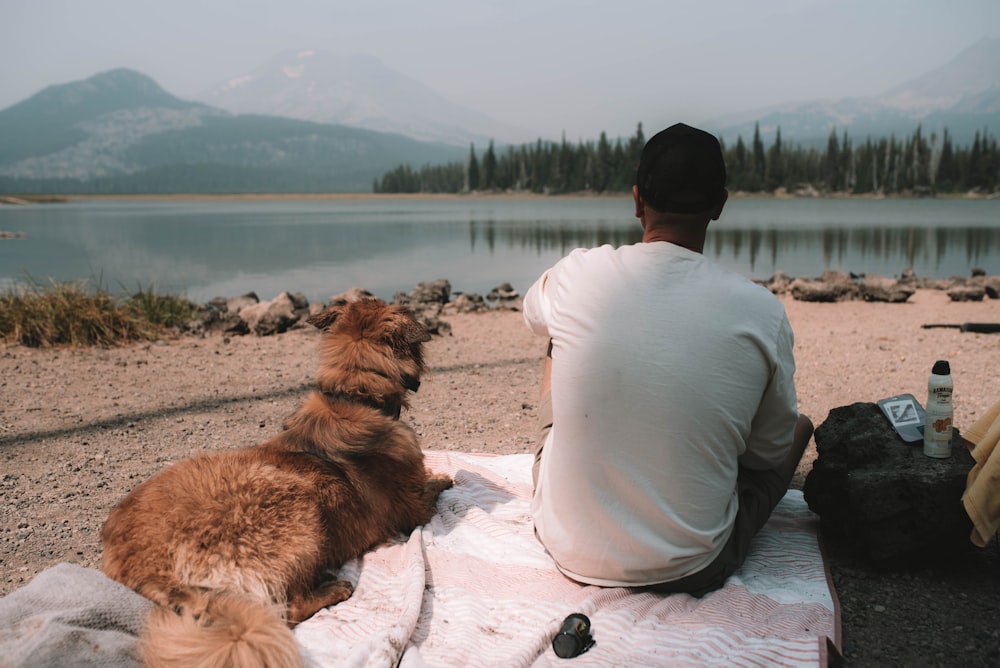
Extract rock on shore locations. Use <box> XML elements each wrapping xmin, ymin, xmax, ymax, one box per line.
<box><xmin>178</xmin><ymin>270</ymin><xmax>999</xmax><ymax>340</ymax></box>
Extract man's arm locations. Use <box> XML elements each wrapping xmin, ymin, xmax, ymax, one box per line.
<box><xmin>522</xmin><ymin>270</ymin><xmax>553</xmax><ymax>339</ymax></box>
<box><xmin>741</xmin><ymin>316</ymin><xmax>802</xmax><ymax>471</ymax></box>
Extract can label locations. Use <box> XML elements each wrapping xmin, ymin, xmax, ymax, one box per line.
<box><xmin>923</xmin><ymin>413</ymin><xmax>952</xmax><ymax>458</ymax></box>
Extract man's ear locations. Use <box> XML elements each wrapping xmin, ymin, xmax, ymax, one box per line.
<box><xmin>632</xmin><ymin>185</ymin><xmax>646</xmax><ymax>227</ymax></box>
<box><xmin>710</xmin><ymin>189</ymin><xmax>729</xmax><ymax>221</ymax></box>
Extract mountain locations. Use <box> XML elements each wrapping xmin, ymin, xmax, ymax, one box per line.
<box><xmin>0</xmin><ymin>68</ymin><xmax>465</xmax><ymax>192</ymax></box>
<box><xmin>709</xmin><ymin>37</ymin><xmax>1000</xmax><ymax>148</ymax></box>
<box><xmin>198</xmin><ymin>49</ymin><xmax>532</xmax><ymax>147</ymax></box>
<box><xmin>3</xmin><ymin>38</ymin><xmax>997</xmax><ymax>194</ymax></box>
<box><xmin>0</xmin><ymin>69</ymin><xmax>219</xmax><ymax>170</ymax></box>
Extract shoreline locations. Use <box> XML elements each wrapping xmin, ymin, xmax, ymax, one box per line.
<box><xmin>3</xmin><ymin>190</ymin><xmax>998</xmax><ymax>204</ymax></box>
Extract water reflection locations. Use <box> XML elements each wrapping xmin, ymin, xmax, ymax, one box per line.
<box><xmin>716</xmin><ymin>225</ymin><xmax>1000</xmax><ymax>277</ymax></box>
<box><xmin>471</xmin><ymin>220</ymin><xmax>642</xmax><ymax>256</ymax></box>
<box><xmin>467</xmin><ymin>219</ymin><xmax>999</xmax><ymax>281</ymax></box>
<box><xmin>1</xmin><ymin>197</ymin><xmax>997</xmax><ymax>303</ymax></box>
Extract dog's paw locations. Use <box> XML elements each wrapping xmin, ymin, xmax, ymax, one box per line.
<box><xmin>288</xmin><ymin>579</ymin><xmax>355</xmax><ymax>625</ymax></box>
<box><xmin>317</xmin><ymin>578</ymin><xmax>354</xmax><ymax>605</ymax></box>
<box><xmin>426</xmin><ymin>473</ymin><xmax>454</xmax><ymax>496</ymax></box>
<box><xmin>424</xmin><ymin>474</ymin><xmax>454</xmax><ymax>517</ymax></box>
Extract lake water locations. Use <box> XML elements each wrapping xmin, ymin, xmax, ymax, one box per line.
<box><xmin>1</xmin><ymin>196</ymin><xmax>998</xmax><ymax>304</ymax></box>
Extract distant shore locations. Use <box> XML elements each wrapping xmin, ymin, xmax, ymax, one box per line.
<box><xmin>2</xmin><ymin>190</ymin><xmax>997</xmax><ymax>205</ymax></box>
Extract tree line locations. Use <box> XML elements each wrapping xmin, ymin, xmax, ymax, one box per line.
<box><xmin>373</xmin><ymin>123</ymin><xmax>999</xmax><ymax>197</ymax></box>
<box><xmin>0</xmin><ymin>164</ymin><xmax>376</xmax><ymax>195</ymax></box>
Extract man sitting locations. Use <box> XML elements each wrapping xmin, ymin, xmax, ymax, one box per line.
<box><xmin>523</xmin><ymin>122</ymin><xmax>813</xmax><ymax>596</ymax></box>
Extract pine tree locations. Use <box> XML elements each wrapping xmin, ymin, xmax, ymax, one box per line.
<box><xmin>982</xmin><ymin>132</ymin><xmax>999</xmax><ymax>192</ymax></box>
<box><xmin>482</xmin><ymin>140</ymin><xmax>497</xmax><ymax>190</ymax></box>
<box><xmin>853</xmin><ymin>138</ymin><xmax>874</xmax><ymax>194</ymax></box>
<box><xmin>751</xmin><ymin>123</ymin><xmax>766</xmax><ymax>191</ymax></box>
<box><xmin>968</xmin><ymin>131</ymin><xmax>985</xmax><ymax>190</ymax></box>
<box><xmin>840</xmin><ymin>130</ymin><xmax>854</xmax><ymax>192</ymax></box>
<box><xmin>936</xmin><ymin>129</ymin><xmax>957</xmax><ymax>191</ymax></box>
<box><xmin>609</xmin><ymin>139</ymin><xmax>629</xmax><ymax>191</ymax></box>
<box><xmin>732</xmin><ymin>136</ymin><xmax>748</xmax><ymax>191</ymax></box>
<box><xmin>466</xmin><ymin>143</ymin><xmax>480</xmax><ymax>192</ymax></box>
<box><xmin>824</xmin><ymin>127</ymin><xmax>841</xmax><ymax>192</ymax></box>
<box><xmin>765</xmin><ymin>127</ymin><xmax>784</xmax><ymax>191</ymax></box>
<box><xmin>594</xmin><ymin>131</ymin><xmax>612</xmax><ymax>192</ymax></box>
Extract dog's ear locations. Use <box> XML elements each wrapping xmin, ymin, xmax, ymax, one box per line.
<box><xmin>402</xmin><ymin>319</ymin><xmax>432</xmax><ymax>344</ymax></box>
<box><xmin>388</xmin><ymin>317</ymin><xmax>431</xmax><ymax>359</ymax></box>
<box><xmin>306</xmin><ymin>303</ymin><xmax>345</xmax><ymax>331</ymax></box>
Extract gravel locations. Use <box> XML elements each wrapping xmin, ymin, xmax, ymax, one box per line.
<box><xmin>2</xmin><ymin>289</ymin><xmax>999</xmax><ymax>665</ymax></box>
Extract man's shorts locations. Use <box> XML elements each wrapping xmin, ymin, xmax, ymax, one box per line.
<box><xmin>648</xmin><ymin>464</ymin><xmax>787</xmax><ymax>597</ymax></box>
<box><xmin>532</xmin><ymin>391</ymin><xmax>554</xmax><ymax>489</ymax></box>
<box><xmin>532</xmin><ymin>390</ymin><xmax>785</xmax><ymax>597</ymax></box>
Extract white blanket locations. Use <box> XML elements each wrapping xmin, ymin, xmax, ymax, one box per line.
<box><xmin>0</xmin><ymin>452</ymin><xmax>839</xmax><ymax>667</ymax></box>
<box><xmin>296</xmin><ymin>452</ymin><xmax>840</xmax><ymax>667</ymax></box>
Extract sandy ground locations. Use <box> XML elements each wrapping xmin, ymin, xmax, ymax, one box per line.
<box><xmin>2</xmin><ymin>289</ymin><xmax>999</xmax><ymax>664</ymax></box>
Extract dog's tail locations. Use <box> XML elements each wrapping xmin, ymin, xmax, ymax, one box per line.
<box><xmin>141</xmin><ymin>591</ymin><xmax>301</xmax><ymax>668</ymax></box>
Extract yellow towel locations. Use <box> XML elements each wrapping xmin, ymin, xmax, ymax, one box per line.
<box><xmin>962</xmin><ymin>399</ymin><xmax>1000</xmax><ymax>547</ymax></box>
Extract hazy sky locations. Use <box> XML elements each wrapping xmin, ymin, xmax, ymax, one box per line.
<box><xmin>4</xmin><ymin>0</ymin><xmax>998</xmax><ymax>140</ymax></box>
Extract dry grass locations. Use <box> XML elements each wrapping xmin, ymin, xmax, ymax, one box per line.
<box><xmin>0</xmin><ymin>278</ymin><xmax>199</xmax><ymax>347</ymax></box>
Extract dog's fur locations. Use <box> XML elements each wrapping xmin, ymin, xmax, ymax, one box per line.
<box><xmin>100</xmin><ymin>298</ymin><xmax>453</xmax><ymax>668</ymax></box>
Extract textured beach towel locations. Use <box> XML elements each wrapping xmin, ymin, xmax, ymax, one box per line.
<box><xmin>962</xmin><ymin>399</ymin><xmax>1000</xmax><ymax>547</ymax></box>
<box><xmin>296</xmin><ymin>451</ymin><xmax>840</xmax><ymax>667</ymax></box>
<box><xmin>0</xmin><ymin>562</ymin><xmax>151</xmax><ymax>668</ymax></box>
<box><xmin>0</xmin><ymin>452</ymin><xmax>839</xmax><ymax>667</ymax></box>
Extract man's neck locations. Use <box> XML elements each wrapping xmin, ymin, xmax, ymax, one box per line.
<box><xmin>642</xmin><ymin>227</ymin><xmax>706</xmax><ymax>254</ymax></box>
<box><xmin>631</xmin><ymin>186</ymin><xmax>725</xmax><ymax>256</ymax></box>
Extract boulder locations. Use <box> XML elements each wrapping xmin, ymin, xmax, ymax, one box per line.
<box><xmin>306</xmin><ymin>301</ymin><xmax>326</xmax><ymax>319</ymax></box>
<box><xmin>803</xmin><ymin>402</ymin><xmax>975</xmax><ymax>565</ymax></box>
<box><xmin>407</xmin><ymin>279</ymin><xmax>452</xmax><ymax>304</ymax></box>
<box><xmin>983</xmin><ymin>276</ymin><xmax>1000</xmax><ymax>299</ymax></box>
<box><xmin>286</xmin><ymin>291</ymin><xmax>309</xmax><ymax>311</ymax></box>
<box><xmin>239</xmin><ymin>291</ymin><xmax>300</xmax><ymax>336</ymax></box>
<box><xmin>329</xmin><ymin>288</ymin><xmax>375</xmax><ymax>304</ymax></box>
<box><xmin>184</xmin><ymin>303</ymin><xmax>248</xmax><ymax>336</ymax></box>
<box><xmin>858</xmin><ymin>275</ymin><xmax>915</xmax><ymax>303</ymax></box>
<box><xmin>761</xmin><ymin>270</ymin><xmax>794</xmax><ymax>295</ymax></box>
<box><xmin>789</xmin><ymin>271</ymin><xmax>857</xmax><ymax>302</ymax></box>
<box><xmin>947</xmin><ymin>284</ymin><xmax>986</xmax><ymax>302</ymax></box>
<box><xmin>445</xmin><ymin>293</ymin><xmax>488</xmax><ymax>314</ymax></box>
<box><xmin>487</xmin><ymin>282</ymin><xmax>518</xmax><ymax>301</ymax></box>
<box><xmin>284</xmin><ymin>292</ymin><xmax>312</xmax><ymax>329</ymax></box>
<box><xmin>485</xmin><ymin>282</ymin><xmax>522</xmax><ymax>310</ymax></box>
<box><xmin>392</xmin><ymin>280</ymin><xmax>453</xmax><ymax>336</ymax></box>
<box><xmin>226</xmin><ymin>292</ymin><xmax>260</xmax><ymax>314</ymax></box>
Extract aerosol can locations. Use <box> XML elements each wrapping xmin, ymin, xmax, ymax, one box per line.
<box><xmin>923</xmin><ymin>360</ymin><xmax>953</xmax><ymax>458</ymax></box>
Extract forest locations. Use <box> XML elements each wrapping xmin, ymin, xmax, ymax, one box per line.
<box><xmin>373</xmin><ymin>123</ymin><xmax>1000</xmax><ymax>197</ymax></box>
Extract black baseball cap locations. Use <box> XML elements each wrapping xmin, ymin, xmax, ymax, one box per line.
<box><xmin>635</xmin><ymin>123</ymin><xmax>727</xmax><ymax>214</ymax></box>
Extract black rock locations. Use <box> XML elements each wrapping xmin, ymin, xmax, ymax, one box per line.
<box><xmin>803</xmin><ymin>402</ymin><xmax>975</xmax><ymax>565</ymax></box>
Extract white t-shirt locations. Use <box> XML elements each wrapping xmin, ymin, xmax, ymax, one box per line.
<box><xmin>523</xmin><ymin>241</ymin><xmax>799</xmax><ymax>586</ymax></box>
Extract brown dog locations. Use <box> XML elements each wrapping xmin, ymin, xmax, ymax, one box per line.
<box><xmin>100</xmin><ymin>298</ymin><xmax>453</xmax><ymax>668</ymax></box>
